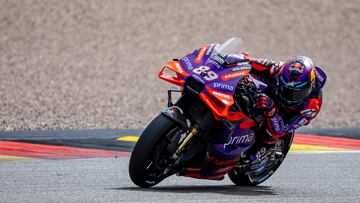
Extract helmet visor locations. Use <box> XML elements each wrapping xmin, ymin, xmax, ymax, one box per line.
<box><xmin>278</xmin><ymin>85</ymin><xmax>311</xmax><ymax>104</ymax></box>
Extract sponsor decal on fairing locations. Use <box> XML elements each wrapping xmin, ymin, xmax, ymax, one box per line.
<box><xmin>211</xmin><ymin>54</ymin><xmax>227</xmax><ymax>66</ymax></box>
<box><xmin>221</xmin><ymin>71</ymin><xmax>247</xmax><ymax>81</ymax></box>
<box><xmin>231</xmin><ymin>64</ymin><xmax>251</xmax><ymax>72</ymax></box>
<box><xmin>195</xmin><ymin>46</ymin><xmax>208</xmax><ymax>64</ymax></box>
<box><xmin>224</xmin><ymin>132</ymin><xmax>254</xmax><ymax>148</ymax></box>
<box><xmin>206</xmin><ymin>44</ymin><xmax>215</xmax><ymax>56</ymax></box>
<box><xmin>175</xmin><ymin>62</ymin><xmax>184</xmax><ymax>74</ymax></box>
<box><xmin>210</xmin><ymin>89</ymin><xmax>231</xmax><ymax>99</ymax></box>
<box><xmin>213</xmin><ymin>83</ymin><xmax>234</xmax><ymax>91</ymax></box>
<box><xmin>206</xmin><ymin>59</ymin><xmax>222</xmax><ymax>69</ymax></box>
<box><xmin>193</xmin><ymin>66</ymin><xmax>218</xmax><ymax>81</ymax></box>
<box><xmin>180</xmin><ymin>56</ymin><xmax>194</xmax><ymax>70</ymax></box>
<box><xmin>207</xmin><ymin>88</ymin><xmax>232</xmax><ymax>105</ymax></box>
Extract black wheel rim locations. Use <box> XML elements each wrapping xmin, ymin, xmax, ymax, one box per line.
<box><xmin>144</xmin><ymin>127</ymin><xmax>181</xmax><ymax>184</ymax></box>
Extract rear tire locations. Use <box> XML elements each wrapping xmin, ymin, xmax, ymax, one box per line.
<box><xmin>228</xmin><ymin>132</ymin><xmax>294</xmax><ymax>186</ymax></box>
<box><xmin>129</xmin><ymin>114</ymin><xmax>177</xmax><ymax>188</ymax></box>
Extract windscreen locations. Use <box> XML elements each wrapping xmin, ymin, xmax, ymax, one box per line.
<box><xmin>214</xmin><ymin>37</ymin><xmax>246</xmax><ymax>56</ymax></box>
<box><xmin>208</xmin><ymin>37</ymin><xmax>247</xmax><ymax>66</ymax></box>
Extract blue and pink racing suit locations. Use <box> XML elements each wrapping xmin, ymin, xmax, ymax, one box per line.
<box><xmin>180</xmin><ymin>45</ymin><xmax>326</xmax><ymax>179</ymax></box>
<box><xmin>248</xmin><ymin>58</ymin><xmax>326</xmax><ymax>142</ymax></box>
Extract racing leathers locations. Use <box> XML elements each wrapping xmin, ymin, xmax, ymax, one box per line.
<box><xmin>245</xmin><ymin>58</ymin><xmax>326</xmax><ymax>143</ymax></box>
<box><xmin>180</xmin><ymin>44</ymin><xmax>326</xmax><ymax>180</ymax></box>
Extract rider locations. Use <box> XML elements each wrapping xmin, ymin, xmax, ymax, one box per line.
<box><xmin>241</xmin><ymin>56</ymin><xmax>326</xmax><ymax>145</ymax></box>
<box><xmin>181</xmin><ymin>44</ymin><xmax>327</xmax><ymax>179</ymax></box>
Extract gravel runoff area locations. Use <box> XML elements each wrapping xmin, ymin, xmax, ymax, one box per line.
<box><xmin>0</xmin><ymin>0</ymin><xmax>359</xmax><ymax>130</ymax></box>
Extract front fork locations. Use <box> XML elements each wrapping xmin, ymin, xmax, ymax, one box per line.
<box><xmin>162</xmin><ymin>87</ymin><xmax>210</xmax><ymax>166</ymax></box>
<box><xmin>166</xmin><ymin>87</ymin><xmax>255</xmax><ymax>164</ymax></box>
<box><xmin>161</xmin><ymin>104</ymin><xmax>200</xmax><ymax>162</ymax></box>
<box><xmin>172</xmin><ymin>127</ymin><xmax>198</xmax><ymax>160</ymax></box>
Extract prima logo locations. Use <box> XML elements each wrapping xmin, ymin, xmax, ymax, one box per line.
<box><xmin>213</xmin><ymin>83</ymin><xmax>234</xmax><ymax>91</ymax></box>
<box><xmin>181</xmin><ymin>57</ymin><xmax>194</xmax><ymax>70</ymax></box>
<box><xmin>224</xmin><ymin>132</ymin><xmax>254</xmax><ymax>148</ymax></box>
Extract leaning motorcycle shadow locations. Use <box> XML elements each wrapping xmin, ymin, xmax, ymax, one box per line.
<box><xmin>116</xmin><ymin>185</ymin><xmax>278</xmax><ymax>196</ymax></box>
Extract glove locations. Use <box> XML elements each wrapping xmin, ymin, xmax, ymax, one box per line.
<box><xmin>254</xmin><ymin>58</ymin><xmax>274</xmax><ymax>67</ymax></box>
<box><xmin>255</xmin><ymin>93</ymin><xmax>277</xmax><ymax>117</ymax></box>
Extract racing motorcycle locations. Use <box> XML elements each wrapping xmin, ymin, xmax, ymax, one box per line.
<box><xmin>129</xmin><ymin>38</ymin><xmax>294</xmax><ymax>188</ymax></box>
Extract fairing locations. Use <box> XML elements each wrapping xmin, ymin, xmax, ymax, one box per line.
<box><xmin>158</xmin><ymin>37</ymin><xmax>252</xmax><ymax>118</ymax></box>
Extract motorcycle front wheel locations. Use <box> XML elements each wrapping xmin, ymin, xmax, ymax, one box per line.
<box><xmin>129</xmin><ymin>114</ymin><xmax>181</xmax><ymax>188</ymax></box>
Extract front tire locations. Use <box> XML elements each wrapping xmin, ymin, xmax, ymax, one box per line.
<box><xmin>129</xmin><ymin>114</ymin><xmax>178</xmax><ymax>188</ymax></box>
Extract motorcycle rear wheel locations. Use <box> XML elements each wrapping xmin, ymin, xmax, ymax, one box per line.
<box><xmin>228</xmin><ymin>132</ymin><xmax>294</xmax><ymax>186</ymax></box>
<box><xmin>129</xmin><ymin>114</ymin><xmax>180</xmax><ymax>188</ymax></box>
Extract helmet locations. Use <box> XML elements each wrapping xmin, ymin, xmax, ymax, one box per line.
<box><xmin>275</xmin><ymin>56</ymin><xmax>316</xmax><ymax>105</ymax></box>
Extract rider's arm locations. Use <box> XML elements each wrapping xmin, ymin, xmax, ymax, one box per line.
<box><xmin>266</xmin><ymin>91</ymin><xmax>323</xmax><ymax>138</ymax></box>
<box><xmin>249</xmin><ymin>58</ymin><xmax>285</xmax><ymax>81</ymax></box>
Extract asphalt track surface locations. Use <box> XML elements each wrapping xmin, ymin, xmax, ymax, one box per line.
<box><xmin>1</xmin><ymin>153</ymin><xmax>360</xmax><ymax>203</ymax></box>
<box><xmin>1</xmin><ymin>129</ymin><xmax>360</xmax><ymax>202</ymax></box>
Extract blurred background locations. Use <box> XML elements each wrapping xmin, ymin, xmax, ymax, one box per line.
<box><xmin>0</xmin><ymin>0</ymin><xmax>359</xmax><ymax>130</ymax></box>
